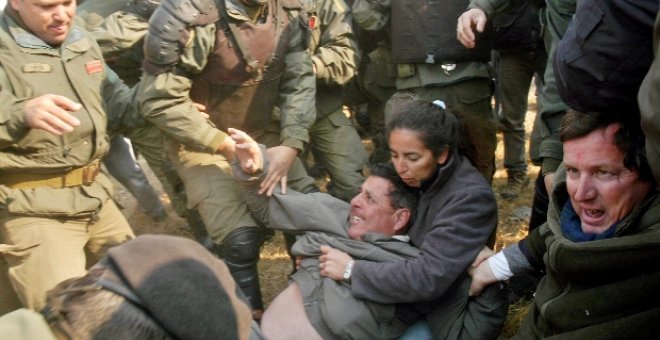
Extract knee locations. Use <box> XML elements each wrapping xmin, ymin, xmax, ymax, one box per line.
<box><xmin>219</xmin><ymin>228</ymin><xmax>261</xmax><ymax>268</ymax></box>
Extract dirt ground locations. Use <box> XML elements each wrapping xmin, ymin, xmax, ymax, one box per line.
<box><xmin>114</xmin><ymin>92</ymin><xmax>539</xmax><ymax>336</ymax></box>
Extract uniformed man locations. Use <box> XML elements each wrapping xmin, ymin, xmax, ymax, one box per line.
<box><xmin>0</xmin><ymin>0</ymin><xmax>152</xmax><ymax>312</ymax></box>
<box><xmin>458</xmin><ymin>0</ymin><xmax>575</xmax><ymax>195</ymax></box>
<box><xmin>77</xmin><ymin>0</ymin><xmax>215</xmax><ymax>247</ymax></box>
<box><xmin>491</xmin><ymin>0</ymin><xmax>546</xmax><ymax>200</ymax></box>
<box><xmin>352</xmin><ymin>0</ymin><xmax>498</xmax><ymax>182</ymax></box>
<box><xmin>139</xmin><ymin>0</ymin><xmax>318</xmax><ymax>319</ymax></box>
<box><xmin>301</xmin><ymin>0</ymin><xmax>366</xmax><ymax>202</ymax></box>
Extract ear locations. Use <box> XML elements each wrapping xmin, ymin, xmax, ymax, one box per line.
<box><xmin>9</xmin><ymin>0</ymin><xmax>19</xmax><ymax>11</ymax></box>
<box><xmin>437</xmin><ymin>148</ymin><xmax>450</xmax><ymax>165</ymax></box>
<box><xmin>392</xmin><ymin>208</ymin><xmax>411</xmax><ymax>234</ymax></box>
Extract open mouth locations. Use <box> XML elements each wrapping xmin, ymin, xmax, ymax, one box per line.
<box><xmin>578</xmin><ymin>207</ymin><xmax>607</xmax><ymax>228</ymax></box>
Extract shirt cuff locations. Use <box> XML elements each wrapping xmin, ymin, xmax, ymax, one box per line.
<box><xmin>207</xmin><ymin>131</ymin><xmax>229</xmax><ymax>154</ymax></box>
<box><xmin>487</xmin><ymin>252</ymin><xmax>513</xmax><ymax>281</ymax></box>
<box><xmin>280</xmin><ymin>138</ymin><xmax>304</xmax><ymax>153</ymax></box>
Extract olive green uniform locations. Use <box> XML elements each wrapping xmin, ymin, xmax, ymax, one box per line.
<box><xmin>139</xmin><ymin>0</ymin><xmax>317</xmax><ymax>311</ymax></box>
<box><xmin>77</xmin><ymin>1</ymin><xmax>191</xmax><ymax>215</ymax></box>
<box><xmin>471</xmin><ymin>0</ymin><xmax>574</xmax><ymax>174</ymax></box>
<box><xmin>353</xmin><ymin>0</ymin><xmax>498</xmax><ymax>181</ymax></box>
<box><xmin>0</xmin><ymin>12</ymin><xmax>137</xmax><ymax>311</ymax></box>
<box><xmin>304</xmin><ymin>0</ymin><xmax>366</xmax><ymax>201</ymax></box>
<box><xmin>140</xmin><ymin>0</ymin><xmax>316</xmax><ymax>243</ymax></box>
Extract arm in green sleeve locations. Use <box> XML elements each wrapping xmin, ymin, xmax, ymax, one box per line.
<box><xmin>138</xmin><ymin>24</ymin><xmax>228</xmax><ymax>154</ymax></box>
<box><xmin>0</xmin><ymin>67</ymin><xmax>29</xmax><ymax>148</ymax></box>
<box><xmin>93</xmin><ymin>11</ymin><xmax>149</xmax><ymax>59</ymax></box>
<box><xmin>539</xmin><ymin>109</ymin><xmax>565</xmax><ymax>174</ymax></box>
<box><xmin>0</xmin><ymin>93</ymin><xmax>30</xmax><ymax>149</ymax></box>
<box><xmin>310</xmin><ymin>0</ymin><xmax>359</xmax><ymax>86</ymax></box>
<box><xmin>351</xmin><ymin>0</ymin><xmax>390</xmax><ymax>31</ymax></box>
<box><xmin>278</xmin><ymin>19</ymin><xmax>317</xmax><ymax>148</ymax></box>
<box><xmin>103</xmin><ymin>66</ymin><xmax>145</xmax><ymax>133</ymax></box>
<box><xmin>468</xmin><ymin>0</ymin><xmax>512</xmax><ymax>17</ymax></box>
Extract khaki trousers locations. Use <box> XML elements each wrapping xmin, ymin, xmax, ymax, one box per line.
<box><xmin>0</xmin><ymin>200</ymin><xmax>134</xmax><ymax>312</ymax></box>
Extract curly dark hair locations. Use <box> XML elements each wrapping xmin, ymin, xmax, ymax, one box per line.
<box><xmin>369</xmin><ymin>162</ymin><xmax>419</xmax><ymax>230</ymax></box>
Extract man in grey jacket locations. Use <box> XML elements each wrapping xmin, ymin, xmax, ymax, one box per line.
<box><xmin>229</xmin><ymin>129</ymin><xmax>505</xmax><ymax>339</ymax></box>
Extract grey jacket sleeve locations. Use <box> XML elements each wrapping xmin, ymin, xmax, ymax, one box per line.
<box><xmin>232</xmin><ymin>145</ymin><xmax>350</xmax><ymax>237</ymax></box>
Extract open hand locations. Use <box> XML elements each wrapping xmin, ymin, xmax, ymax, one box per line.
<box><xmin>319</xmin><ymin>245</ymin><xmax>353</xmax><ymax>281</ymax></box>
<box><xmin>259</xmin><ymin>146</ymin><xmax>298</xmax><ymax>196</ymax></box>
<box><xmin>228</xmin><ymin>128</ymin><xmax>263</xmax><ymax>174</ymax></box>
<box><xmin>24</xmin><ymin>94</ymin><xmax>81</xmax><ymax>135</ymax></box>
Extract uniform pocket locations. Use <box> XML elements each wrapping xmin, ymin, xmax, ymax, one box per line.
<box><xmin>456</xmin><ymin>79</ymin><xmax>494</xmax><ymax>106</ymax></box>
<box><xmin>4</xmin><ymin>187</ymin><xmax>102</xmax><ymax>217</ymax></box>
<box><xmin>0</xmin><ymin>219</ymin><xmax>42</xmax><ymax>259</ymax></box>
<box><xmin>326</xmin><ymin>109</ymin><xmax>352</xmax><ymax>127</ymax></box>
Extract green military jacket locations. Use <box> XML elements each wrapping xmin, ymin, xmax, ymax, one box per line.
<box><xmin>352</xmin><ymin>0</ymin><xmax>493</xmax><ymax>89</ymax></box>
<box><xmin>0</xmin><ymin>13</ymin><xmax>139</xmax><ymax>216</ymax></box>
<box><xmin>139</xmin><ymin>0</ymin><xmax>316</xmax><ymax>153</ymax></box>
<box><xmin>304</xmin><ymin>0</ymin><xmax>358</xmax><ymax>117</ymax></box>
<box><xmin>470</xmin><ymin>0</ymin><xmax>573</xmax><ymax>172</ymax></box>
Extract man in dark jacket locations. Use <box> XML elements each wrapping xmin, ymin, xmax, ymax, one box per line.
<box><xmin>470</xmin><ymin>110</ymin><xmax>660</xmax><ymax>338</ymax></box>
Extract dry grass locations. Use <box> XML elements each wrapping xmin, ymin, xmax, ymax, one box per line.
<box><xmin>116</xmin><ymin>90</ymin><xmax>540</xmax><ymax>338</ymax></box>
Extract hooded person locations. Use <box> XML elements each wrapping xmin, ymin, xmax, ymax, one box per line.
<box><xmin>0</xmin><ymin>234</ymin><xmax>263</xmax><ymax>340</ymax></box>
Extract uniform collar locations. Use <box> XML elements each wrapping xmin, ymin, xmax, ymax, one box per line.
<box><xmin>3</xmin><ymin>12</ymin><xmax>88</xmax><ymax>53</ymax></box>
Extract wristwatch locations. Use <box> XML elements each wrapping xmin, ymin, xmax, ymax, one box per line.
<box><xmin>342</xmin><ymin>260</ymin><xmax>355</xmax><ymax>282</ymax></box>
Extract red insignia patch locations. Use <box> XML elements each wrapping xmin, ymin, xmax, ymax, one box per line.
<box><xmin>309</xmin><ymin>15</ymin><xmax>317</xmax><ymax>29</ymax></box>
<box><xmin>85</xmin><ymin>60</ymin><xmax>103</xmax><ymax>75</ymax></box>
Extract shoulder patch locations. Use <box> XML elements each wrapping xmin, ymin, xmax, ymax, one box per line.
<box><xmin>85</xmin><ymin>60</ymin><xmax>104</xmax><ymax>75</ymax></box>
